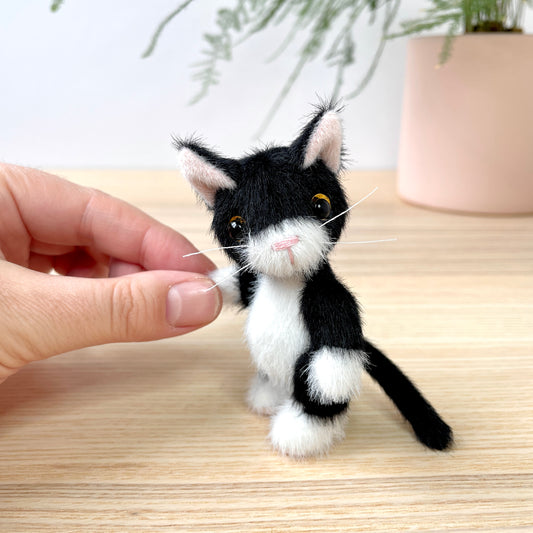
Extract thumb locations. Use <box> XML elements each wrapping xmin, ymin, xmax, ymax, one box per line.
<box><xmin>0</xmin><ymin>261</ymin><xmax>221</xmax><ymax>380</ymax></box>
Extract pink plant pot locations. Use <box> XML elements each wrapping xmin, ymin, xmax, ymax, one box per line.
<box><xmin>397</xmin><ymin>35</ymin><xmax>533</xmax><ymax>214</ymax></box>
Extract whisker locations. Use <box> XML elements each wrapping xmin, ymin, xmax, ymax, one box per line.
<box><xmin>204</xmin><ymin>263</ymin><xmax>250</xmax><ymax>292</ymax></box>
<box><xmin>183</xmin><ymin>245</ymin><xmax>246</xmax><ymax>258</ymax></box>
<box><xmin>320</xmin><ymin>186</ymin><xmax>379</xmax><ymax>227</ymax></box>
<box><xmin>333</xmin><ymin>238</ymin><xmax>398</xmax><ymax>245</ymax></box>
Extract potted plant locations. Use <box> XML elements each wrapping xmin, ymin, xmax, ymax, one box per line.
<box><xmin>395</xmin><ymin>1</ymin><xmax>533</xmax><ymax>214</ymax></box>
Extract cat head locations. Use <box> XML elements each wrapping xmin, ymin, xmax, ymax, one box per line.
<box><xmin>176</xmin><ymin>104</ymin><xmax>348</xmax><ymax>279</ymax></box>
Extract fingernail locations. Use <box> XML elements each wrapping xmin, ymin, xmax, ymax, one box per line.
<box><xmin>166</xmin><ymin>279</ymin><xmax>221</xmax><ymax>328</ymax></box>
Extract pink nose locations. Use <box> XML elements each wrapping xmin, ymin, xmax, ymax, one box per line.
<box><xmin>271</xmin><ymin>236</ymin><xmax>299</xmax><ymax>251</ymax></box>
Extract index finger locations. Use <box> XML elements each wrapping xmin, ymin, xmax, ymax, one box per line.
<box><xmin>3</xmin><ymin>165</ymin><xmax>215</xmax><ymax>274</ymax></box>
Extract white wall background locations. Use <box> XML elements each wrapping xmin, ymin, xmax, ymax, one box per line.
<box><xmin>1</xmin><ymin>1</ymin><xmax>531</xmax><ymax>170</ymax></box>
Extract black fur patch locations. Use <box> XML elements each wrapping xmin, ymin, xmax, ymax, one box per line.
<box><xmin>301</xmin><ymin>263</ymin><xmax>364</xmax><ymax>351</ymax></box>
<box><xmin>211</xmin><ymin>147</ymin><xmax>348</xmax><ymax>265</ymax></box>
<box><xmin>238</xmin><ymin>270</ymin><xmax>257</xmax><ymax>308</ymax></box>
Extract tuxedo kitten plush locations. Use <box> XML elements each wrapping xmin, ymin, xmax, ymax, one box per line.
<box><xmin>176</xmin><ymin>104</ymin><xmax>453</xmax><ymax>458</ymax></box>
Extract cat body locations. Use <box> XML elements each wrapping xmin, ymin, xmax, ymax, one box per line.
<box><xmin>177</xmin><ymin>104</ymin><xmax>453</xmax><ymax>457</ymax></box>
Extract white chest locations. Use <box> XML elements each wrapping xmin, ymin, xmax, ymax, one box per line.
<box><xmin>245</xmin><ymin>276</ymin><xmax>310</xmax><ymax>390</ymax></box>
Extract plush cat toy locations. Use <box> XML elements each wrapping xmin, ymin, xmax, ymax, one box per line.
<box><xmin>177</xmin><ymin>103</ymin><xmax>453</xmax><ymax>458</ymax></box>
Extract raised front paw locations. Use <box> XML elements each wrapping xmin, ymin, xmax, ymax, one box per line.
<box><xmin>269</xmin><ymin>401</ymin><xmax>347</xmax><ymax>458</ymax></box>
<box><xmin>247</xmin><ymin>373</ymin><xmax>288</xmax><ymax>416</ymax></box>
<box><xmin>209</xmin><ymin>265</ymin><xmax>240</xmax><ymax>305</ymax></box>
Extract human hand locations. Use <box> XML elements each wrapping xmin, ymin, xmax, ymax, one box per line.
<box><xmin>0</xmin><ymin>164</ymin><xmax>222</xmax><ymax>383</ymax></box>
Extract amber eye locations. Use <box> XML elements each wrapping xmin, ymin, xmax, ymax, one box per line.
<box><xmin>311</xmin><ymin>194</ymin><xmax>331</xmax><ymax>220</ymax></box>
<box><xmin>228</xmin><ymin>216</ymin><xmax>248</xmax><ymax>242</ymax></box>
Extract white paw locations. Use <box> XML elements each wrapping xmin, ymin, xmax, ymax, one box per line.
<box><xmin>307</xmin><ymin>348</ymin><xmax>367</xmax><ymax>404</ymax></box>
<box><xmin>209</xmin><ymin>265</ymin><xmax>240</xmax><ymax>305</ymax></box>
<box><xmin>247</xmin><ymin>374</ymin><xmax>288</xmax><ymax>416</ymax></box>
<box><xmin>269</xmin><ymin>401</ymin><xmax>347</xmax><ymax>458</ymax></box>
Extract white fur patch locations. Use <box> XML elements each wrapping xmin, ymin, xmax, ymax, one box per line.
<box><xmin>302</xmin><ymin>111</ymin><xmax>343</xmax><ymax>173</ymax></box>
<box><xmin>178</xmin><ymin>147</ymin><xmax>236</xmax><ymax>207</ymax></box>
<box><xmin>245</xmin><ymin>276</ymin><xmax>309</xmax><ymax>391</ymax></box>
<box><xmin>209</xmin><ymin>265</ymin><xmax>241</xmax><ymax>306</ymax></box>
<box><xmin>245</xmin><ymin>218</ymin><xmax>330</xmax><ymax>278</ymax></box>
<box><xmin>307</xmin><ymin>348</ymin><xmax>367</xmax><ymax>404</ymax></box>
<box><xmin>247</xmin><ymin>373</ymin><xmax>289</xmax><ymax>416</ymax></box>
<box><xmin>269</xmin><ymin>401</ymin><xmax>347</xmax><ymax>458</ymax></box>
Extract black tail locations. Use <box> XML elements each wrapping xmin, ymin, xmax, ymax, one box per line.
<box><xmin>363</xmin><ymin>339</ymin><xmax>453</xmax><ymax>451</ymax></box>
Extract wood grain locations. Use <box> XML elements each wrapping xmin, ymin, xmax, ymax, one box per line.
<box><xmin>1</xmin><ymin>169</ymin><xmax>532</xmax><ymax>532</ymax></box>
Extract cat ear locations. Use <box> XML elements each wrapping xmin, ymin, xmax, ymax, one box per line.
<box><xmin>293</xmin><ymin>107</ymin><xmax>343</xmax><ymax>173</ymax></box>
<box><xmin>176</xmin><ymin>141</ymin><xmax>237</xmax><ymax>208</ymax></box>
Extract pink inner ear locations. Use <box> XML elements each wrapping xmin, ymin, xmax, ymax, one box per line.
<box><xmin>178</xmin><ymin>148</ymin><xmax>236</xmax><ymax>207</ymax></box>
<box><xmin>303</xmin><ymin>111</ymin><xmax>343</xmax><ymax>173</ymax></box>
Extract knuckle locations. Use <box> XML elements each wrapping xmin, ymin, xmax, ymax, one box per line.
<box><xmin>109</xmin><ymin>279</ymin><xmax>151</xmax><ymax>341</ymax></box>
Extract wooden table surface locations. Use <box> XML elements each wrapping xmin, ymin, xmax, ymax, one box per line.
<box><xmin>1</xmin><ymin>169</ymin><xmax>532</xmax><ymax>532</ymax></box>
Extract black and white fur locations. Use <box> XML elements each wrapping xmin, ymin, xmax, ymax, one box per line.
<box><xmin>176</xmin><ymin>104</ymin><xmax>453</xmax><ymax>458</ymax></box>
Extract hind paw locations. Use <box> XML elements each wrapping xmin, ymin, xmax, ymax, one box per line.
<box><xmin>247</xmin><ymin>374</ymin><xmax>288</xmax><ymax>416</ymax></box>
<box><xmin>269</xmin><ymin>401</ymin><xmax>347</xmax><ymax>458</ymax></box>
